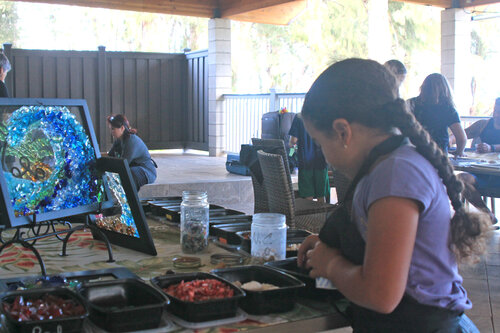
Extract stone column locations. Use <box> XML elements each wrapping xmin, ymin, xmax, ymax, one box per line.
<box><xmin>441</xmin><ymin>8</ymin><xmax>472</xmax><ymax>115</ymax></box>
<box><xmin>367</xmin><ymin>0</ymin><xmax>391</xmax><ymax>63</ymax></box>
<box><xmin>208</xmin><ymin>18</ymin><xmax>231</xmax><ymax>156</ymax></box>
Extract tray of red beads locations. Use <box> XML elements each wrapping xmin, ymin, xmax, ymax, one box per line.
<box><xmin>0</xmin><ymin>287</ymin><xmax>88</xmax><ymax>333</ymax></box>
<box><xmin>150</xmin><ymin>272</ymin><xmax>245</xmax><ymax>323</ymax></box>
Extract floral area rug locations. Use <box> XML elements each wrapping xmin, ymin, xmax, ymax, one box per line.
<box><xmin>0</xmin><ymin>218</ymin><xmax>341</xmax><ymax>332</ymax></box>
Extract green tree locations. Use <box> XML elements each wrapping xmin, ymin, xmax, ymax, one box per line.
<box><xmin>0</xmin><ymin>1</ymin><xmax>19</xmax><ymax>46</ymax></box>
<box><xmin>232</xmin><ymin>0</ymin><xmax>369</xmax><ymax>93</ymax></box>
<box><xmin>470</xmin><ymin>11</ymin><xmax>500</xmax><ymax>116</ymax></box>
<box><xmin>387</xmin><ymin>1</ymin><xmax>441</xmax><ymax>98</ymax></box>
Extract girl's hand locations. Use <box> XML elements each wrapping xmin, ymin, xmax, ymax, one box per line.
<box><xmin>305</xmin><ymin>241</ymin><xmax>342</xmax><ymax>278</ymax></box>
<box><xmin>297</xmin><ymin>235</ymin><xmax>319</xmax><ymax>268</ymax></box>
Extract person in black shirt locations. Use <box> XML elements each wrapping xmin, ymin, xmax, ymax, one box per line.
<box><xmin>408</xmin><ymin>73</ymin><xmax>466</xmax><ymax>155</ymax></box>
<box><xmin>458</xmin><ymin>98</ymin><xmax>500</xmax><ymax>224</ymax></box>
<box><xmin>0</xmin><ymin>52</ymin><xmax>11</xmax><ymax>98</ymax></box>
<box><xmin>288</xmin><ymin>113</ymin><xmax>329</xmax><ymax>203</ymax></box>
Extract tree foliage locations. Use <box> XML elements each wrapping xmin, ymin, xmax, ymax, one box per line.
<box><xmin>232</xmin><ymin>0</ymin><xmax>370</xmax><ymax>93</ymax></box>
<box><xmin>0</xmin><ymin>1</ymin><xmax>19</xmax><ymax>46</ymax></box>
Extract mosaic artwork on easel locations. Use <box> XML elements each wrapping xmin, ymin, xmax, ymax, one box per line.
<box><xmin>94</xmin><ymin>157</ymin><xmax>157</xmax><ymax>255</ymax></box>
<box><xmin>0</xmin><ymin>99</ymin><xmax>106</xmax><ymax>228</ymax></box>
<box><xmin>96</xmin><ymin>171</ymin><xmax>139</xmax><ymax>238</ymax></box>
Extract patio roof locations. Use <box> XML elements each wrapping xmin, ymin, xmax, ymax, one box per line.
<box><xmin>10</xmin><ymin>0</ymin><xmax>500</xmax><ymax>25</ymax></box>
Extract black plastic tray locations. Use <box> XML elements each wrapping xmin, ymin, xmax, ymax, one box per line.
<box><xmin>1</xmin><ymin>287</ymin><xmax>88</xmax><ymax>333</ymax></box>
<box><xmin>211</xmin><ymin>265</ymin><xmax>305</xmax><ymax>315</ymax></box>
<box><xmin>0</xmin><ymin>268</ymin><xmax>139</xmax><ymax>292</ymax></box>
<box><xmin>150</xmin><ymin>272</ymin><xmax>245</xmax><ymax>323</ymax></box>
<box><xmin>209</xmin><ymin>216</ymin><xmax>253</xmax><ymax>235</ymax></box>
<box><xmin>147</xmin><ymin>197</ymin><xmax>183</xmax><ymax>216</ymax></box>
<box><xmin>163</xmin><ymin>204</ymin><xmax>229</xmax><ymax>222</ymax></box>
<box><xmin>236</xmin><ymin>229</ymin><xmax>312</xmax><ymax>256</ymax></box>
<box><xmin>210</xmin><ymin>222</ymin><xmax>252</xmax><ymax>245</ymax></box>
<box><xmin>264</xmin><ymin>258</ymin><xmax>343</xmax><ymax>300</ymax></box>
<box><xmin>77</xmin><ymin>278</ymin><xmax>169</xmax><ymax>332</ymax></box>
<box><xmin>210</xmin><ymin>214</ymin><xmax>253</xmax><ymax>224</ymax></box>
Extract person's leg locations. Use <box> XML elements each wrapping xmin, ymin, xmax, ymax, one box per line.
<box><xmin>457</xmin><ymin>172</ymin><xmax>497</xmax><ymax>223</ymax></box>
<box><xmin>298</xmin><ymin>169</ymin><xmax>314</xmax><ymax>200</ymax></box>
<box><xmin>130</xmin><ymin>166</ymin><xmax>148</xmax><ymax>191</ymax></box>
<box><xmin>312</xmin><ymin>168</ymin><xmax>330</xmax><ymax>203</ymax></box>
<box><xmin>457</xmin><ymin>173</ymin><xmax>489</xmax><ymax>210</ymax></box>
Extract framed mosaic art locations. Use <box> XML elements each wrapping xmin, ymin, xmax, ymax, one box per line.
<box><xmin>0</xmin><ymin>98</ymin><xmax>111</xmax><ymax>228</ymax></box>
<box><xmin>94</xmin><ymin>156</ymin><xmax>157</xmax><ymax>256</ymax></box>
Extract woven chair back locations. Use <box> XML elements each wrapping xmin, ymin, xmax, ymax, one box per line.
<box><xmin>257</xmin><ymin>150</ymin><xmax>296</xmax><ymax>228</ymax></box>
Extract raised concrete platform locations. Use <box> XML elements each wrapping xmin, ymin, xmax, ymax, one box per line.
<box><xmin>138</xmin><ymin>151</ymin><xmax>255</xmax><ymax>214</ymax></box>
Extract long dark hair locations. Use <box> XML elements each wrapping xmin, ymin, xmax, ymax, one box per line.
<box><xmin>107</xmin><ymin>114</ymin><xmax>137</xmax><ymax>139</ymax></box>
<box><xmin>417</xmin><ymin>73</ymin><xmax>455</xmax><ymax>107</ymax></box>
<box><xmin>301</xmin><ymin>58</ymin><xmax>489</xmax><ymax>263</ymax></box>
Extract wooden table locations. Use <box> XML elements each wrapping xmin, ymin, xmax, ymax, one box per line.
<box><xmin>451</xmin><ymin>152</ymin><xmax>500</xmax><ymax>176</ymax></box>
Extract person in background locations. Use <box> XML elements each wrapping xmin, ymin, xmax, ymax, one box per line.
<box><xmin>408</xmin><ymin>73</ymin><xmax>467</xmax><ymax>155</ymax></box>
<box><xmin>289</xmin><ymin>113</ymin><xmax>330</xmax><ymax>203</ymax></box>
<box><xmin>0</xmin><ymin>52</ymin><xmax>11</xmax><ymax>98</ymax></box>
<box><xmin>457</xmin><ymin>97</ymin><xmax>500</xmax><ymax>224</ymax></box>
<box><xmin>297</xmin><ymin>58</ymin><xmax>488</xmax><ymax>332</ymax></box>
<box><xmin>107</xmin><ymin>114</ymin><xmax>157</xmax><ymax>191</ymax></box>
<box><xmin>384</xmin><ymin>59</ymin><xmax>407</xmax><ymax>90</ymax></box>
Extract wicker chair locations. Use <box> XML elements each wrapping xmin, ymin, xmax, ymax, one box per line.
<box><xmin>257</xmin><ymin>150</ymin><xmax>336</xmax><ymax>233</ymax></box>
<box><xmin>247</xmin><ymin>138</ymin><xmax>292</xmax><ymax>214</ymax></box>
<box><xmin>251</xmin><ymin>172</ymin><xmax>269</xmax><ymax>213</ymax></box>
<box><xmin>251</xmin><ymin>138</ymin><xmax>295</xmax><ymax>194</ymax></box>
<box><xmin>330</xmin><ymin>167</ymin><xmax>351</xmax><ymax>203</ymax></box>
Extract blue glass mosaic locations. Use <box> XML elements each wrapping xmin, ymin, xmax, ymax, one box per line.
<box><xmin>0</xmin><ymin>106</ymin><xmax>103</xmax><ymax>216</ymax></box>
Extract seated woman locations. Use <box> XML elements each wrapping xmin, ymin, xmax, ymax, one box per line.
<box><xmin>408</xmin><ymin>73</ymin><xmax>467</xmax><ymax>155</ymax></box>
<box><xmin>457</xmin><ymin>97</ymin><xmax>500</xmax><ymax>223</ymax></box>
<box><xmin>107</xmin><ymin>114</ymin><xmax>157</xmax><ymax>191</ymax></box>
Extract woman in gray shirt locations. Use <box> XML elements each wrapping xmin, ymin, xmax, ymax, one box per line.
<box><xmin>107</xmin><ymin>114</ymin><xmax>157</xmax><ymax>191</ymax></box>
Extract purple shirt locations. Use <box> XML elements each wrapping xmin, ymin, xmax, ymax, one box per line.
<box><xmin>352</xmin><ymin>145</ymin><xmax>471</xmax><ymax>311</ymax></box>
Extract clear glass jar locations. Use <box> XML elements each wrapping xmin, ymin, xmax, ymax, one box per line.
<box><xmin>180</xmin><ymin>190</ymin><xmax>209</xmax><ymax>253</ymax></box>
<box><xmin>251</xmin><ymin>213</ymin><xmax>286</xmax><ymax>261</ymax></box>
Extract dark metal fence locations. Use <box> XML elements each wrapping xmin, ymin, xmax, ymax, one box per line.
<box><xmin>185</xmin><ymin>50</ymin><xmax>208</xmax><ymax>151</ymax></box>
<box><xmin>2</xmin><ymin>44</ymin><xmax>208</xmax><ymax>152</ymax></box>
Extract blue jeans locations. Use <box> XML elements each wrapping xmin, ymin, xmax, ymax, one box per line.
<box><xmin>130</xmin><ymin>166</ymin><xmax>148</xmax><ymax>191</ymax></box>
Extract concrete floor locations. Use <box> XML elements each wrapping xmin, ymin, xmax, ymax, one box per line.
<box><xmin>144</xmin><ymin>151</ymin><xmax>500</xmax><ymax>332</ymax></box>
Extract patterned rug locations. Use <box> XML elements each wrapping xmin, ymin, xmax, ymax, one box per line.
<box><xmin>0</xmin><ymin>217</ymin><xmax>343</xmax><ymax>332</ymax></box>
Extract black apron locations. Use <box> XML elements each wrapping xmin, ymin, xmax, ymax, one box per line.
<box><xmin>318</xmin><ymin>135</ymin><xmax>462</xmax><ymax>332</ymax></box>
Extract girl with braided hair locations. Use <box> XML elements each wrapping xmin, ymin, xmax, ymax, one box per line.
<box><xmin>297</xmin><ymin>59</ymin><xmax>490</xmax><ymax>332</ymax></box>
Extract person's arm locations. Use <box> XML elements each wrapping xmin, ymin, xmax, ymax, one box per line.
<box><xmin>306</xmin><ymin>196</ymin><xmax>419</xmax><ymax>313</ymax></box>
<box><xmin>107</xmin><ymin>140</ymin><xmax>119</xmax><ymax>157</ymax></box>
<box><xmin>465</xmin><ymin>119</ymin><xmax>488</xmax><ymax>139</ymax></box>
<box><xmin>289</xmin><ymin>135</ymin><xmax>298</xmax><ymax>148</ymax></box>
<box><xmin>477</xmin><ymin>142</ymin><xmax>500</xmax><ymax>153</ymax></box>
<box><xmin>449</xmin><ymin>122</ymin><xmax>467</xmax><ymax>156</ymax></box>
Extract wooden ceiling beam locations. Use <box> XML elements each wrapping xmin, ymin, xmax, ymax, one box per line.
<box><xmin>226</xmin><ymin>1</ymin><xmax>306</xmax><ymax>25</ymax></box>
<box><xmin>459</xmin><ymin>0</ymin><xmax>500</xmax><ymax>7</ymax></box>
<box><xmin>219</xmin><ymin>0</ymin><xmax>300</xmax><ymax>17</ymax></box>
<box><xmin>12</xmin><ymin>0</ymin><xmax>217</xmax><ymax>17</ymax></box>
<box><xmin>11</xmin><ymin>0</ymin><xmax>500</xmax><ymax>25</ymax></box>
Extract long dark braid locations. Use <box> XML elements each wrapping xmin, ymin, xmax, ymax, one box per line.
<box><xmin>384</xmin><ymin>99</ymin><xmax>490</xmax><ymax>263</ymax></box>
<box><xmin>302</xmin><ymin>58</ymin><xmax>490</xmax><ymax>264</ymax></box>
